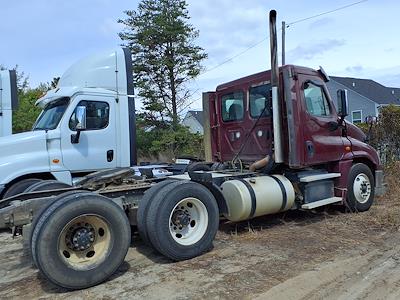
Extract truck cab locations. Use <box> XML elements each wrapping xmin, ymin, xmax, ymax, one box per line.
<box><xmin>203</xmin><ymin>64</ymin><xmax>384</xmax><ymax>200</ymax></box>
<box><xmin>0</xmin><ymin>48</ymin><xmax>137</xmax><ymax>197</ymax></box>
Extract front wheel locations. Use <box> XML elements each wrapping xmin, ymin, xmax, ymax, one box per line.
<box><xmin>146</xmin><ymin>181</ymin><xmax>219</xmax><ymax>261</ymax></box>
<box><xmin>31</xmin><ymin>193</ymin><xmax>131</xmax><ymax>289</ymax></box>
<box><xmin>346</xmin><ymin>163</ymin><xmax>375</xmax><ymax>212</ymax></box>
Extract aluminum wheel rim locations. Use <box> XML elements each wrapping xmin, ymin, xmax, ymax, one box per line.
<box><xmin>58</xmin><ymin>214</ymin><xmax>111</xmax><ymax>270</ymax></box>
<box><xmin>169</xmin><ymin>197</ymin><xmax>208</xmax><ymax>246</ymax></box>
<box><xmin>353</xmin><ymin>173</ymin><xmax>372</xmax><ymax>204</ymax></box>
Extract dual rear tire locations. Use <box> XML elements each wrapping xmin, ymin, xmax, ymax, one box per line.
<box><xmin>30</xmin><ymin>180</ymin><xmax>219</xmax><ymax>290</ymax></box>
<box><xmin>137</xmin><ymin>180</ymin><xmax>219</xmax><ymax>261</ymax></box>
<box><xmin>30</xmin><ymin>192</ymin><xmax>131</xmax><ymax>290</ymax></box>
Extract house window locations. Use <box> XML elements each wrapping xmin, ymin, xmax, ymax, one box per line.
<box><xmin>352</xmin><ymin>110</ymin><xmax>362</xmax><ymax>124</ymax></box>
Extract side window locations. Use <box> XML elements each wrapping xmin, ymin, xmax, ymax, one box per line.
<box><xmin>352</xmin><ymin>110</ymin><xmax>362</xmax><ymax>124</ymax></box>
<box><xmin>221</xmin><ymin>91</ymin><xmax>244</xmax><ymax>122</ymax></box>
<box><xmin>249</xmin><ymin>84</ymin><xmax>271</xmax><ymax>118</ymax></box>
<box><xmin>69</xmin><ymin>101</ymin><xmax>110</xmax><ymax>130</ymax></box>
<box><xmin>303</xmin><ymin>83</ymin><xmax>331</xmax><ymax>117</ymax></box>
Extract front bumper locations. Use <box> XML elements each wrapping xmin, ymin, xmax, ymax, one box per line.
<box><xmin>375</xmin><ymin>170</ymin><xmax>386</xmax><ymax>196</ymax></box>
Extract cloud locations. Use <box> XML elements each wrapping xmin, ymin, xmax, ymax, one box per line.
<box><xmin>345</xmin><ymin>65</ymin><xmax>364</xmax><ymax>73</ymax></box>
<box><xmin>188</xmin><ymin>0</ymin><xmax>267</xmax><ymax>65</ymax></box>
<box><xmin>287</xmin><ymin>39</ymin><xmax>346</xmax><ymax>62</ymax></box>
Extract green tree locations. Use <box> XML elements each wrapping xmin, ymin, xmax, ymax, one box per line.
<box><xmin>135</xmin><ymin>115</ymin><xmax>204</xmax><ymax>161</ymax></box>
<box><xmin>118</xmin><ymin>0</ymin><xmax>207</xmax><ymax>128</ymax></box>
<box><xmin>12</xmin><ymin>88</ymin><xmax>44</xmax><ymax>133</ymax></box>
<box><xmin>358</xmin><ymin>105</ymin><xmax>400</xmax><ymax>165</ymax></box>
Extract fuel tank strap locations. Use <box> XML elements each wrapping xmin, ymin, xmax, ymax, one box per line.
<box><xmin>237</xmin><ymin>179</ymin><xmax>257</xmax><ymax>218</ymax></box>
<box><xmin>270</xmin><ymin>175</ymin><xmax>287</xmax><ymax>211</ymax></box>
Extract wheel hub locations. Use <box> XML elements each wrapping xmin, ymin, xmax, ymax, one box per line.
<box><xmin>168</xmin><ymin>197</ymin><xmax>208</xmax><ymax>246</ymax></box>
<box><xmin>172</xmin><ymin>210</ymin><xmax>191</xmax><ymax>227</ymax></box>
<box><xmin>65</xmin><ymin>223</ymin><xmax>95</xmax><ymax>251</ymax></box>
<box><xmin>353</xmin><ymin>173</ymin><xmax>372</xmax><ymax>204</ymax></box>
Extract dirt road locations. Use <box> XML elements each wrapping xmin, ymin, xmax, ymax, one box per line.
<box><xmin>1</xmin><ymin>201</ymin><xmax>399</xmax><ymax>300</ymax></box>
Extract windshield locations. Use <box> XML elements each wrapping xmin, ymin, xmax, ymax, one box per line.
<box><xmin>33</xmin><ymin>97</ymin><xmax>70</xmax><ymax>130</ymax></box>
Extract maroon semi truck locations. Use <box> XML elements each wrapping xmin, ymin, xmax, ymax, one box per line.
<box><xmin>0</xmin><ymin>10</ymin><xmax>384</xmax><ymax>289</ymax></box>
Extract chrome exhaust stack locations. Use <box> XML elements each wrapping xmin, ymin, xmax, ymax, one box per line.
<box><xmin>269</xmin><ymin>10</ymin><xmax>283</xmax><ymax>163</ymax></box>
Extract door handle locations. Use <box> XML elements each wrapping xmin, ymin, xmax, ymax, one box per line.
<box><xmin>306</xmin><ymin>141</ymin><xmax>314</xmax><ymax>158</ymax></box>
<box><xmin>107</xmin><ymin>150</ymin><xmax>114</xmax><ymax>162</ymax></box>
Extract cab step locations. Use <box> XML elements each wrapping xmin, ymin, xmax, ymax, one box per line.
<box><xmin>301</xmin><ymin>197</ymin><xmax>342</xmax><ymax>209</ymax></box>
<box><xmin>299</xmin><ymin>173</ymin><xmax>341</xmax><ymax>183</ymax></box>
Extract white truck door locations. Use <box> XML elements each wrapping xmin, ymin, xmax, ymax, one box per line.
<box><xmin>61</xmin><ymin>95</ymin><xmax>117</xmax><ymax>172</ymax></box>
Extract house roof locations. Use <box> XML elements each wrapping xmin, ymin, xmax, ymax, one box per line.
<box><xmin>330</xmin><ymin>76</ymin><xmax>400</xmax><ymax>105</ymax></box>
<box><xmin>388</xmin><ymin>87</ymin><xmax>400</xmax><ymax>100</ymax></box>
<box><xmin>187</xmin><ymin>110</ymin><xmax>204</xmax><ymax>126</ymax></box>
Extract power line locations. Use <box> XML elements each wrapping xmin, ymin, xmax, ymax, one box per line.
<box><xmin>286</xmin><ymin>0</ymin><xmax>368</xmax><ymax>27</ymax></box>
<box><xmin>199</xmin><ymin>0</ymin><xmax>369</xmax><ymax>77</ymax></box>
<box><xmin>200</xmin><ymin>37</ymin><xmax>270</xmax><ymax>76</ymax></box>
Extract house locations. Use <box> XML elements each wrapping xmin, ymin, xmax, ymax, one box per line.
<box><xmin>326</xmin><ymin>76</ymin><xmax>400</xmax><ymax>123</ymax></box>
<box><xmin>182</xmin><ymin>110</ymin><xmax>204</xmax><ymax>134</ymax></box>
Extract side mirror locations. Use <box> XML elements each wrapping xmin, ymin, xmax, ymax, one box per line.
<box><xmin>337</xmin><ymin>89</ymin><xmax>349</xmax><ymax>118</ymax></box>
<box><xmin>75</xmin><ymin>106</ymin><xmax>87</xmax><ymax>130</ymax></box>
<box><xmin>71</xmin><ymin>105</ymin><xmax>86</xmax><ymax>144</ymax></box>
<box><xmin>365</xmin><ymin>115</ymin><xmax>377</xmax><ymax>125</ymax></box>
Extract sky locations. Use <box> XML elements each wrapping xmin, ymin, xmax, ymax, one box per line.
<box><xmin>1</xmin><ymin>0</ymin><xmax>399</xmax><ymax>111</ymax></box>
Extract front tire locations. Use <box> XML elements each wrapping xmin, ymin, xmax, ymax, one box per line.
<box><xmin>31</xmin><ymin>193</ymin><xmax>131</xmax><ymax>289</ymax></box>
<box><xmin>146</xmin><ymin>181</ymin><xmax>219</xmax><ymax>261</ymax></box>
<box><xmin>346</xmin><ymin>163</ymin><xmax>375</xmax><ymax>212</ymax></box>
<box><xmin>2</xmin><ymin>178</ymin><xmax>42</xmax><ymax>199</ymax></box>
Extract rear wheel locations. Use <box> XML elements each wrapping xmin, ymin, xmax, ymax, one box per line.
<box><xmin>2</xmin><ymin>178</ymin><xmax>42</xmax><ymax>199</ymax></box>
<box><xmin>31</xmin><ymin>193</ymin><xmax>131</xmax><ymax>289</ymax></box>
<box><xmin>146</xmin><ymin>181</ymin><xmax>219</xmax><ymax>261</ymax></box>
<box><xmin>137</xmin><ymin>179</ymin><xmax>176</xmax><ymax>245</ymax></box>
<box><xmin>27</xmin><ymin>191</ymin><xmax>88</xmax><ymax>267</ymax></box>
<box><xmin>346</xmin><ymin>163</ymin><xmax>375</xmax><ymax>212</ymax></box>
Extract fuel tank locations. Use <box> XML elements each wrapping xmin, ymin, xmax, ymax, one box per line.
<box><xmin>221</xmin><ymin>175</ymin><xmax>295</xmax><ymax>222</ymax></box>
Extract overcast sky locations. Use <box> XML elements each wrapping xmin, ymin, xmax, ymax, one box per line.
<box><xmin>1</xmin><ymin>0</ymin><xmax>399</xmax><ymax>110</ymax></box>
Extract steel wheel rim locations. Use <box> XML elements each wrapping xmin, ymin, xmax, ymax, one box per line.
<box><xmin>353</xmin><ymin>173</ymin><xmax>372</xmax><ymax>204</ymax></box>
<box><xmin>58</xmin><ymin>214</ymin><xmax>111</xmax><ymax>270</ymax></box>
<box><xmin>168</xmin><ymin>197</ymin><xmax>208</xmax><ymax>246</ymax></box>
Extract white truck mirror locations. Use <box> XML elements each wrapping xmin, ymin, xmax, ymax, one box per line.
<box><xmin>75</xmin><ymin>106</ymin><xmax>87</xmax><ymax>131</ymax></box>
<box><xmin>71</xmin><ymin>105</ymin><xmax>86</xmax><ymax>144</ymax></box>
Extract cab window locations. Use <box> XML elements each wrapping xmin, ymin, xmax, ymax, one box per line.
<box><xmin>69</xmin><ymin>101</ymin><xmax>109</xmax><ymax>130</ymax></box>
<box><xmin>304</xmin><ymin>82</ymin><xmax>331</xmax><ymax>117</ymax></box>
<box><xmin>221</xmin><ymin>91</ymin><xmax>244</xmax><ymax>122</ymax></box>
<box><xmin>249</xmin><ymin>84</ymin><xmax>271</xmax><ymax>118</ymax></box>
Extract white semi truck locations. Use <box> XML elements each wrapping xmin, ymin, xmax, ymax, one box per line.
<box><xmin>0</xmin><ymin>70</ymin><xmax>18</xmax><ymax>137</ymax></box>
<box><xmin>0</xmin><ymin>49</ymin><xmax>139</xmax><ymax>198</ymax></box>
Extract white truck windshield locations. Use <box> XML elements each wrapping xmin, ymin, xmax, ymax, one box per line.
<box><xmin>33</xmin><ymin>97</ymin><xmax>70</xmax><ymax>130</ymax></box>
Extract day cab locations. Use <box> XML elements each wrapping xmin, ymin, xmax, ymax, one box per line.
<box><xmin>0</xmin><ymin>49</ymin><xmax>137</xmax><ymax>198</ymax></box>
<box><xmin>203</xmin><ymin>64</ymin><xmax>385</xmax><ymax>204</ymax></box>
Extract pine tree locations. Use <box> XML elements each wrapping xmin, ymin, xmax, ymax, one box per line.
<box><xmin>118</xmin><ymin>0</ymin><xmax>207</xmax><ymax>128</ymax></box>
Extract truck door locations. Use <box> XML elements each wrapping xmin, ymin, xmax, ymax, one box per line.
<box><xmin>61</xmin><ymin>95</ymin><xmax>117</xmax><ymax>172</ymax></box>
<box><xmin>298</xmin><ymin>75</ymin><xmax>344</xmax><ymax>165</ymax></box>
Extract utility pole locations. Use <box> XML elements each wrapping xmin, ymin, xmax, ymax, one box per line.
<box><xmin>281</xmin><ymin>21</ymin><xmax>286</xmax><ymax>65</ymax></box>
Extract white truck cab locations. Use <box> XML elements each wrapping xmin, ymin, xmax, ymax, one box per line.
<box><xmin>0</xmin><ymin>48</ymin><xmax>137</xmax><ymax>197</ymax></box>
